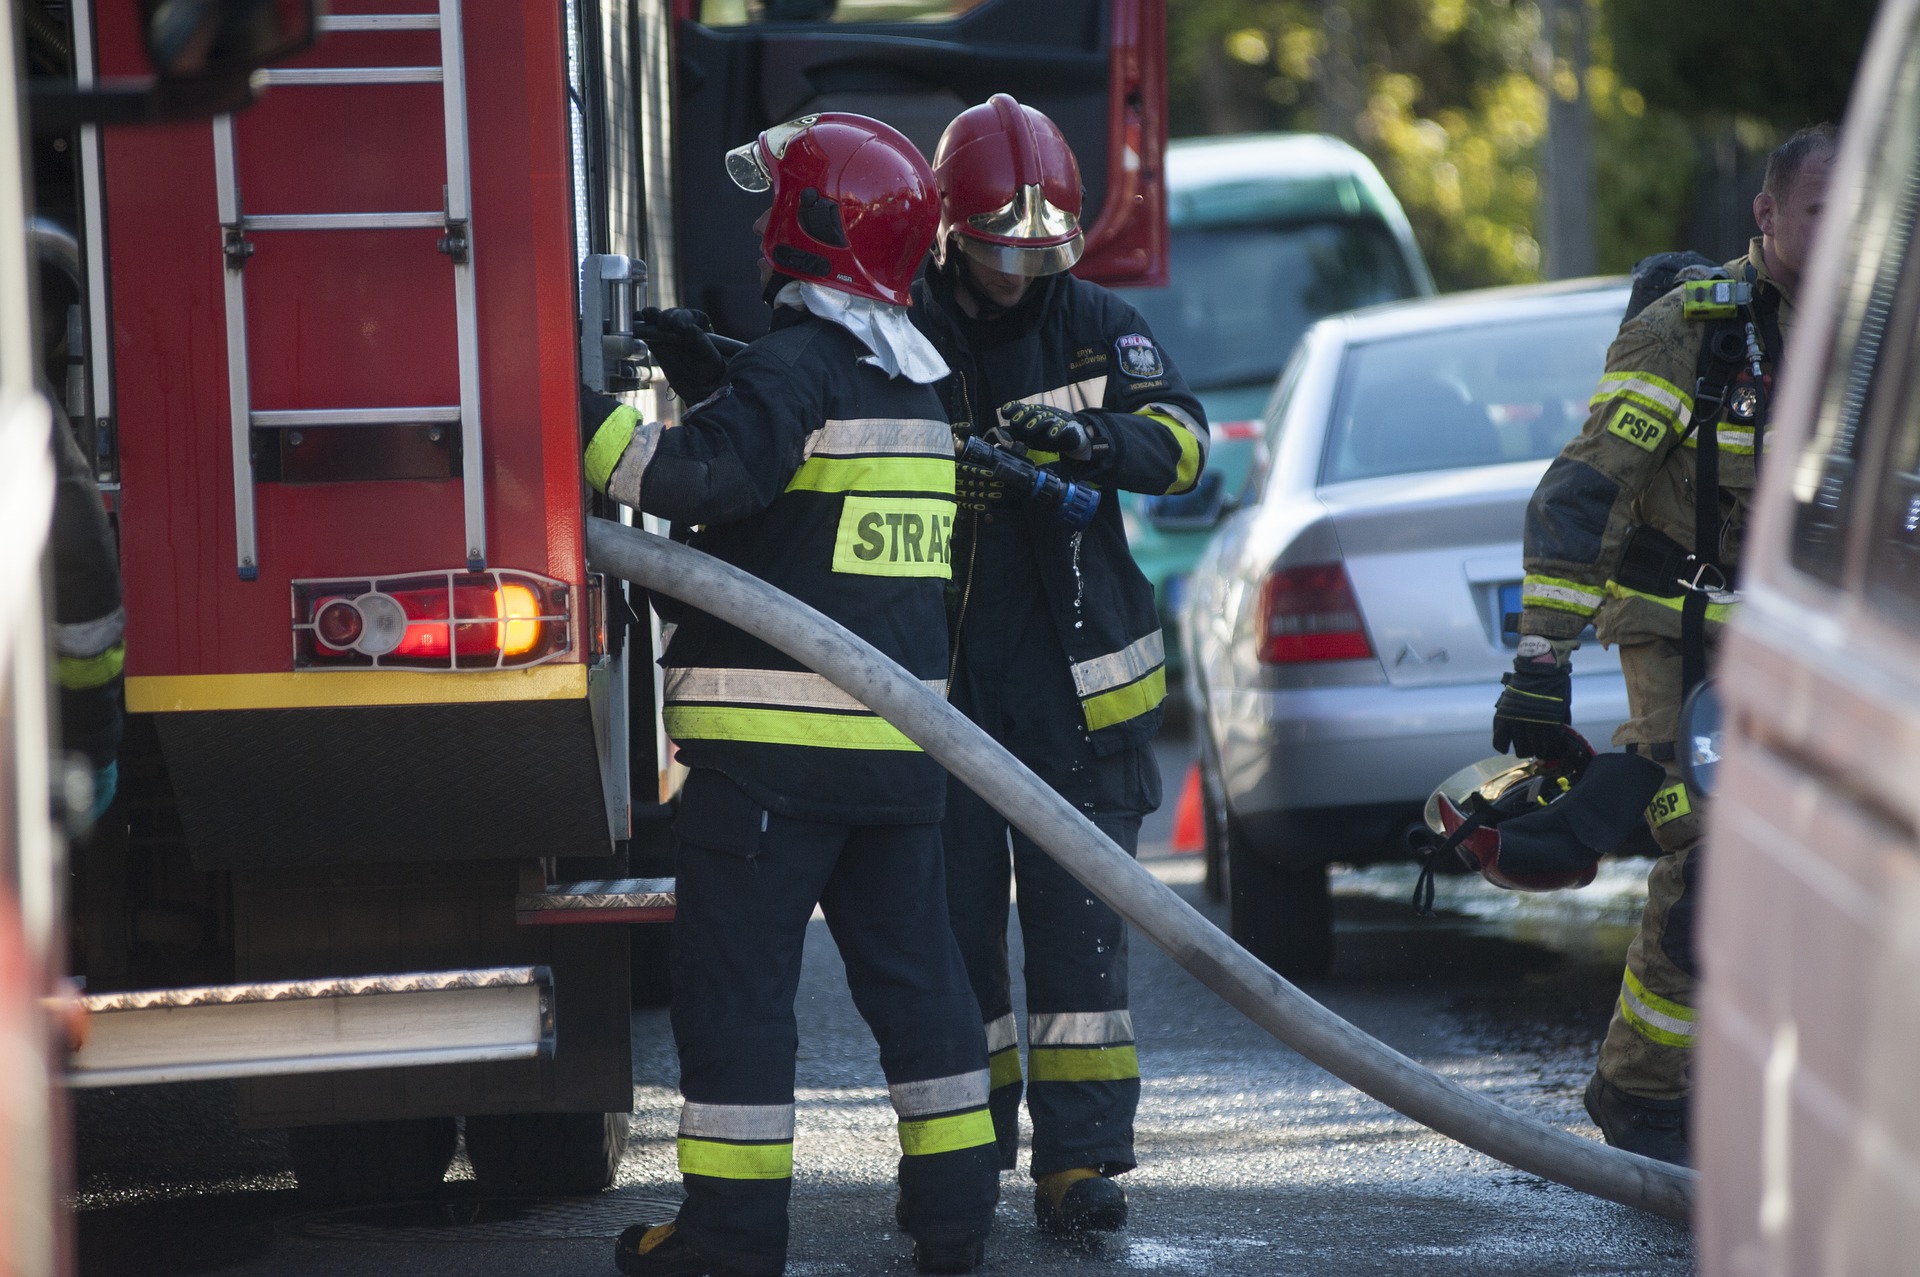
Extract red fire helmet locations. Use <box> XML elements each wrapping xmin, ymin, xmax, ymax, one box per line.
<box><xmin>724</xmin><ymin>112</ymin><xmax>938</xmax><ymax>307</ymax></box>
<box><xmin>932</xmin><ymin>93</ymin><xmax>1085</xmax><ymax>277</ymax></box>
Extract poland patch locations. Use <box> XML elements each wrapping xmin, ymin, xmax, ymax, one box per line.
<box><xmin>1115</xmin><ymin>333</ymin><xmax>1164</xmax><ymax>379</ymax></box>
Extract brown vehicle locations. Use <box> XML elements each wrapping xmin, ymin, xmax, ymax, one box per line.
<box><xmin>1697</xmin><ymin>0</ymin><xmax>1920</xmax><ymax>1268</ymax></box>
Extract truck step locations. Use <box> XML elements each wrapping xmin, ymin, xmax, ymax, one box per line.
<box><xmin>516</xmin><ymin>877</ymin><xmax>676</xmax><ymax>926</ymax></box>
<box><xmin>65</xmin><ymin>966</ymin><xmax>552</xmax><ymax>1088</ymax></box>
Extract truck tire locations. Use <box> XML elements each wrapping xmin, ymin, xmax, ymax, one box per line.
<box><xmin>286</xmin><ymin>1117</ymin><xmax>457</xmax><ymax>1204</ymax></box>
<box><xmin>630</xmin><ymin>922</ymin><xmax>673</xmax><ymax>1008</ymax></box>
<box><xmin>1225</xmin><ymin>817</ymin><xmax>1334</xmax><ymax>978</ymax></box>
<box><xmin>464</xmin><ymin>1111</ymin><xmax>630</xmax><ymax>1197</ymax></box>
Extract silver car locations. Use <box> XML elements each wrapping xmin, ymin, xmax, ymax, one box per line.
<box><xmin>1181</xmin><ymin>279</ymin><xmax>1638</xmax><ymax>976</ymax></box>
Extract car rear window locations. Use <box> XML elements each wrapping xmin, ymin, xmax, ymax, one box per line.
<box><xmin>1320</xmin><ymin>310</ymin><xmax>1621</xmax><ymax>484</ymax></box>
<box><xmin>1118</xmin><ymin>219</ymin><xmax>1416</xmax><ymax>393</ymax></box>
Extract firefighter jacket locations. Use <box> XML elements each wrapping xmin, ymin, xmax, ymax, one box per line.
<box><xmin>909</xmin><ymin>264</ymin><xmax>1208</xmax><ymax>756</ymax></box>
<box><xmin>1520</xmin><ymin>239</ymin><xmax>1793</xmax><ymax>649</ymax></box>
<box><xmin>582</xmin><ymin>311</ymin><xmax>956</xmax><ymax>825</ymax></box>
<box><xmin>49</xmin><ymin>399</ymin><xmax>124</xmax><ymax>780</ymax></box>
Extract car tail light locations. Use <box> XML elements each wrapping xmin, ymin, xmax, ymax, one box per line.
<box><xmin>1256</xmin><ymin>563</ymin><xmax>1372</xmax><ymax>663</ymax></box>
<box><xmin>292</xmin><ymin>570</ymin><xmax>571</xmax><ymax>670</ymax></box>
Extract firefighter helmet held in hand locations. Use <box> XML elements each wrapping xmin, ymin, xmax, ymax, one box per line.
<box><xmin>1418</xmin><ymin>731</ymin><xmax>1666</xmax><ymax>896</ymax></box>
<box><xmin>725</xmin><ymin>112</ymin><xmax>939</xmax><ymax>306</ymax></box>
<box><xmin>932</xmin><ymin>93</ymin><xmax>1085</xmax><ymax>278</ymax></box>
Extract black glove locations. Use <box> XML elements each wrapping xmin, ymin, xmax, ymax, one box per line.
<box><xmin>636</xmin><ymin>307</ymin><xmax>728</xmax><ymax>405</ymax></box>
<box><xmin>955</xmin><ymin>430</ymin><xmax>1005</xmax><ymax>513</ymax></box>
<box><xmin>1000</xmin><ymin>401</ymin><xmax>1097</xmax><ymax>459</ymax></box>
<box><xmin>1492</xmin><ymin>639</ymin><xmax>1573</xmax><ymax>759</ymax></box>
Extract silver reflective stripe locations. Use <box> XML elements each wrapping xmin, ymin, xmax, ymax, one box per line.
<box><xmin>889</xmin><ymin>1069</ymin><xmax>991</xmax><ymax>1118</ymax></box>
<box><xmin>1028</xmin><ymin>1010</ymin><xmax>1133</xmax><ymax>1047</ymax></box>
<box><xmin>606</xmin><ymin>419</ymin><xmax>665</xmax><ymax>508</ymax></box>
<box><xmin>1620</xmin><ymin>984</ymin><xmax>1695</xmax><ymax>1044</ymax></box>
<box><xmin>667</xmin><ymin>667</ymin><xmax>946</xmax><ymax>710</ymax></box>
<box><xmin>1003</xmin><ymin>375</ymin><xmax>1107</xmax><ymax>417</ymax></box>
<box><xmin>680</xmin><ymin>1101</ymin><xmax>796</xmax><ymax>1141</ymax></box>
<box><xmin>54</xmin><ymin>606</ymin><xmax>126</xmax><ymax>659</ymax></box>
<box><xmin>1521</xmin><ymin>582</ymin><xmax>1603</xmax><ymax>611</ymax></box>
<box><xmin>1070</xmin><ymin>631</ymin><xmax>1164</xmax><ymax>698</ymax></box>
<box><xmin>1144</xmin><ymin>400</ymin><xmax>1206</xmax><ymax>446</ymax></box>
<box><xmin>984</xmin><ymin>1013</ymin><xmax>1017</xmax><ymax>1054</ymax></box>
<box><xmin>804</xmin><ymin>417</ymin><xmax>951</xmax><ymax>459</ymax></box>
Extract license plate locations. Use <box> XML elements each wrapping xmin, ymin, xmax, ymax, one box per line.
<box><xmin>1499</xmin><ymin>582</ymin><xmax>1523</xmax><ymax>645</ymax></box>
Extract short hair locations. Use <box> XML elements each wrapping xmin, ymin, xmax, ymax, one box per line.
<box><xmin>1764</xmin><ymin>124</ymin><xmax>1840</xmax><ymax>199</ymax></box>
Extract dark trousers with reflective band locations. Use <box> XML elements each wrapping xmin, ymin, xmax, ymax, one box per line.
<box><xmin>942</xmin><ymin>523</ymin><xmax>1156</xmax><ymax>1179</ymax></box>
<box><xmin>1600</xmin><ymin>637</ymin><xmax>1703</xmax><ymax>1100</ymax></box>
<box><xmin>669</xmin><ymin>769</ymin><xmax>998</xmax><ymax>1275</ymax></box>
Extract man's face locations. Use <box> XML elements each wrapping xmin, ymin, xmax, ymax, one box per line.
<box><xmin>1755</xmin><ymin>152</ymin><xmax>1834</xmax><ymax>287</ymax></box>
<box><xmin>961</xmin><ymin>258</ymin><xmax>1035</xmax><ymax>312</ymax></box>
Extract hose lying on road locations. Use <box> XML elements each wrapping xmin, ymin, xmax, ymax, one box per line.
<box><xmin>587</xmin><ymin>518</ymin><xmax>1694</xmax><ymax>1221</ymax></box>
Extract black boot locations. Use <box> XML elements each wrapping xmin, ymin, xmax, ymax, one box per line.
<box><xmin>1034</xmin><ymin>1168</ymin><xmax>1128</xmax><ymax>1236</ymax></box>
<box><xmin>614</xmin><ymin>1221</ymin><xmax>750</xmax><ymax>1277</ymax></box>
<box><xmin>1584</xmin><ymin>1072</ymin><xmax>1690</xmax><ymax>1166</ymax></box>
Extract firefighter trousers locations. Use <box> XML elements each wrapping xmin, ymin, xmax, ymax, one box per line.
<box><xmin>1599</xmin><ymin>637</ymin><xmax>1705</xmax><ymax>1101</ymax></box>
<box><xmin>668</xmin><ymin>768</ymin><xmax>999</xmax><ymax>1276</ymax></box>
<box><xmin>942</xmin><ymin>523</ymin><xmax>1158</xmax><ymax>1180</ymax></box>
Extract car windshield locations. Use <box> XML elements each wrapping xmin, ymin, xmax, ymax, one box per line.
<box><xmin>1320</xmin><ymin>308</ymin><xmax>1622</xmax><ymax>485</ymax></box>
<box><xmin>1119</xmin><ymin>219</ymin><xmax>1415</xmax><ymax>392</ymax></box>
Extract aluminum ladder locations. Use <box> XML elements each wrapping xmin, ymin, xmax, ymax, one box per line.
<box><xmin>214</xmin><ymin>0</ymin><xmax>486</xmax><ymax>580</ymax></box>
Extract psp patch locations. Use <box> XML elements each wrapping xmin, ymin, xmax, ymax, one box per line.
<box><xmin>1115</xmin><ymin>333</ymin><xmax>1164</xmax><ymax>379</ymax></box>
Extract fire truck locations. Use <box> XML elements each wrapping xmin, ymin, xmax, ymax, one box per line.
<box><xmin>23</xmin><ymin>0</ymin><xmax>1169</xmax><ymax>1208</ymax></box>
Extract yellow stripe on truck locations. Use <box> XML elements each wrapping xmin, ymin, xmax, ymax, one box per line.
<box><xmin>126</xmin><ymin>663</ymin><xmax>588</xmax><ymax>712</ymax></box>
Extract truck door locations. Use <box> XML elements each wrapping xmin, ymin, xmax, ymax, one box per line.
<box><xmin>666</xmin><ymin>0</ymin><xmax>1169</xmax><ymax>340</ymax></box>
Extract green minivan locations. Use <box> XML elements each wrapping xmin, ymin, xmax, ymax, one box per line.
<box><xmin>1118</xmin><ymin>133</ymin><xmax>1434</xmax><ymax>677</ymax></box>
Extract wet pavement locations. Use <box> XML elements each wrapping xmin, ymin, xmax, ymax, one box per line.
<box><xmin>73</xmin><ymin>744</ymin><xmax>1695</xmax><ymax>1276</ymax></box>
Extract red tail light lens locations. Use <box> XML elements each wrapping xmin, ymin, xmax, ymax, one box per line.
<box><xmin>292</xmin><ymin>570</ymin><xmax>571</xmax><ymax>670</ymax></box>
<box><xmin>1256</xmin><ymin>563</ymin><xmax>1373</xmax><ymax>663</ymax></box>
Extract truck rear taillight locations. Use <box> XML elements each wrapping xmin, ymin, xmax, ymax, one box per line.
<box><xmin>292</xmin><ymin>571</ymin><xmax>570</xmax><ymax>670</ymax></box>
<box><xmin>1256</xmin><ymin>563</ymin><xmax>1372</xmax><ymax>664</ymax></box>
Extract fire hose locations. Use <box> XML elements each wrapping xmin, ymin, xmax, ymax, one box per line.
<box><xmin>586</xmin><ymin>517</ymin><xmax>1693</xmax><ymax>1221</ymax></box>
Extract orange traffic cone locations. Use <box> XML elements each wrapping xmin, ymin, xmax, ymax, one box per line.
<box><xmin>1171</xmin><ymin>762</ymin><xmax>1205</xmax><ymax>855</ymax></box>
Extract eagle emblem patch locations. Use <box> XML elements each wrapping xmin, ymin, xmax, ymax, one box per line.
<box><xmin>1116</xmin><ymin>333</ymin><xmax>1164</xmax><ymax>379</ymax></box>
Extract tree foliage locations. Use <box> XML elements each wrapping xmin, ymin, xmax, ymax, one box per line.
<box><xmin>1167</xmin><ymin>0</ymin><xmax>1868</xmax><ymax>291</ymax></box>
<box><xmin>1607</xmin><ymin>0</ymin><xmax>1873</xmax><ymax>128</ymax></box>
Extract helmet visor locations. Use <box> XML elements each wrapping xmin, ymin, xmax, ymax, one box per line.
<box><xmin>966</xmin><ymin>182</ymin><xmax>1080</xmax><ymax>242</ymax></box>
<box><xmin>724</xmin><ymin>115</ymin><xmax>822</xmax><ymax>193</ymax></box>
<box><xmin>1423</xmin><ymin>756</ymin><xmax>1539</xmax><ymax>836</ymax></box>
<box><xmin>952</xmin><ymin>229</ymin><xmax>1085</xmax><ymax>278</ymax></box>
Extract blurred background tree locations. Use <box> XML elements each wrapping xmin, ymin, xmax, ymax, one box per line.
<box><xmin>1167</xmin><ymin>0</ymin><xmax>1872</xmax><ymax>290</ymax></box>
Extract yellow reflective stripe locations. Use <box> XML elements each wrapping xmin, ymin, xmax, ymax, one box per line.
<box><xmin>1030</xmin><ymin>1044</ymin><xmax>1140</xmax><ymax>1083</ymax></box>
<box><xmin>677</xmin><ymin>1137</ymin><xmax>793</xmax><ymax>1180</ymax></box>
<box><xmin>1647</xmin><ymin>784</ymin><xmax>1692</xmax><ymax>827</ymax></box>
<box><xmin>57</xmin><ymin>643</ymin><xmax>125</xmax><ymax>691</ymax></box>
<box><xmin>1082</xmin><ymin>667</ymin><xmax>1166</xmax><ymax>732</ymax></box>
<box><xmin>897</xmin><ymin>1108</ymin><xmax>996</xmax><ymax>1157</ymax></box>
<box><xmin>1680</xmin><ymin>425</ymin><xmax>1756</xmax><ymax>455</ymax></box>
<box><xmin>786</xmin><ymin>455</ymin><xmax>954</xmax><ymax>496</ymax></box>
<box><xmin>1140</xmin><ymin>409</ymin><xmax>1201</xmax><ymax>494</ymax></box>
<box><xmin>584</xmin><ymin>404</ymin><xmax>639</xmax><ymax>494</ymax></box>
<box><xmin>664</xmin><ymin>705</ymin><xmax>921</xmax><ymax>751</ymax></box>
<box><xmin>1070</xmin><ymin>632</ymin><xmax>1164</xmax><ymax>697</ymax></box>
<box><xmin>988</xmin><ymin>1047</ymin><xmax>1022</xmax><ymax>1090</ymax></box>
<box><xmin>1521</xmin><ymin>574</ymin><xmax>1603</xmax><ymax>616</ymax></box>
<box><xmin>1619</xmin><ymin>967</ymin><xmax>1695</xmax><ymax>1048</ymax></box>
<box><xmin>1593</xmin><ymin>372</ymin><xmax>1693</xmax><ymax>426</ymax></box>
<box><xmin>128</xmin><ymin>665</ymin><xmax>588</xmax><ymax>712</ymax></box>
<box><xmin>1603</xmin><ymin>581</ymin><xmax>1737</xmax><ymax>624</ymax></box>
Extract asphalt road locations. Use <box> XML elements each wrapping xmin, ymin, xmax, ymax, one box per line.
<box><xmin>73</xmin><ymin>741</ymin><xmax>1696</xmax><ymax>1276</ymax></box>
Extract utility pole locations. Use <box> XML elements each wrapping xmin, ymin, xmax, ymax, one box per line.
<box><xmin>1537</xmin><ymin>0</ymin><xmax>1595</xmax><ymax>278</ymax></box>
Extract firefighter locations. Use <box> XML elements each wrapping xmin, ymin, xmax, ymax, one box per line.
<box><xmin>908</xmin><ymin>95</ymin><xmax>1207</xmax><ymax>1236</ymax></box>
<box><xmin>49</xmin><ymin>394</ymin><xmax>123</xmax><ymax>832</ymax></box>
<box><xmin>1496</xmin><ymin>124</ymin><xmax>1837</xmax><ymax>1166</ymax></box>
<box><xmin>583</xmin><ymin>113</ymin><xmax>998</xmax><ymax>1277</ymax></box>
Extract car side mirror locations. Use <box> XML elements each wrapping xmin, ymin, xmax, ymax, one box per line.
<box><xmin>31</xmin><ymin>0</ymin><xmax>319</xmax><ymax>131</ymax></box>
<box><xmin>1144</xmin><ymin>469</ymin><xmax>1230</xmax><ymax>533</ymax></box>
<box><xmin>1678</xmin><ymin>679</ymin><xmax>1722</xmax><ymax>798</ymax></box>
